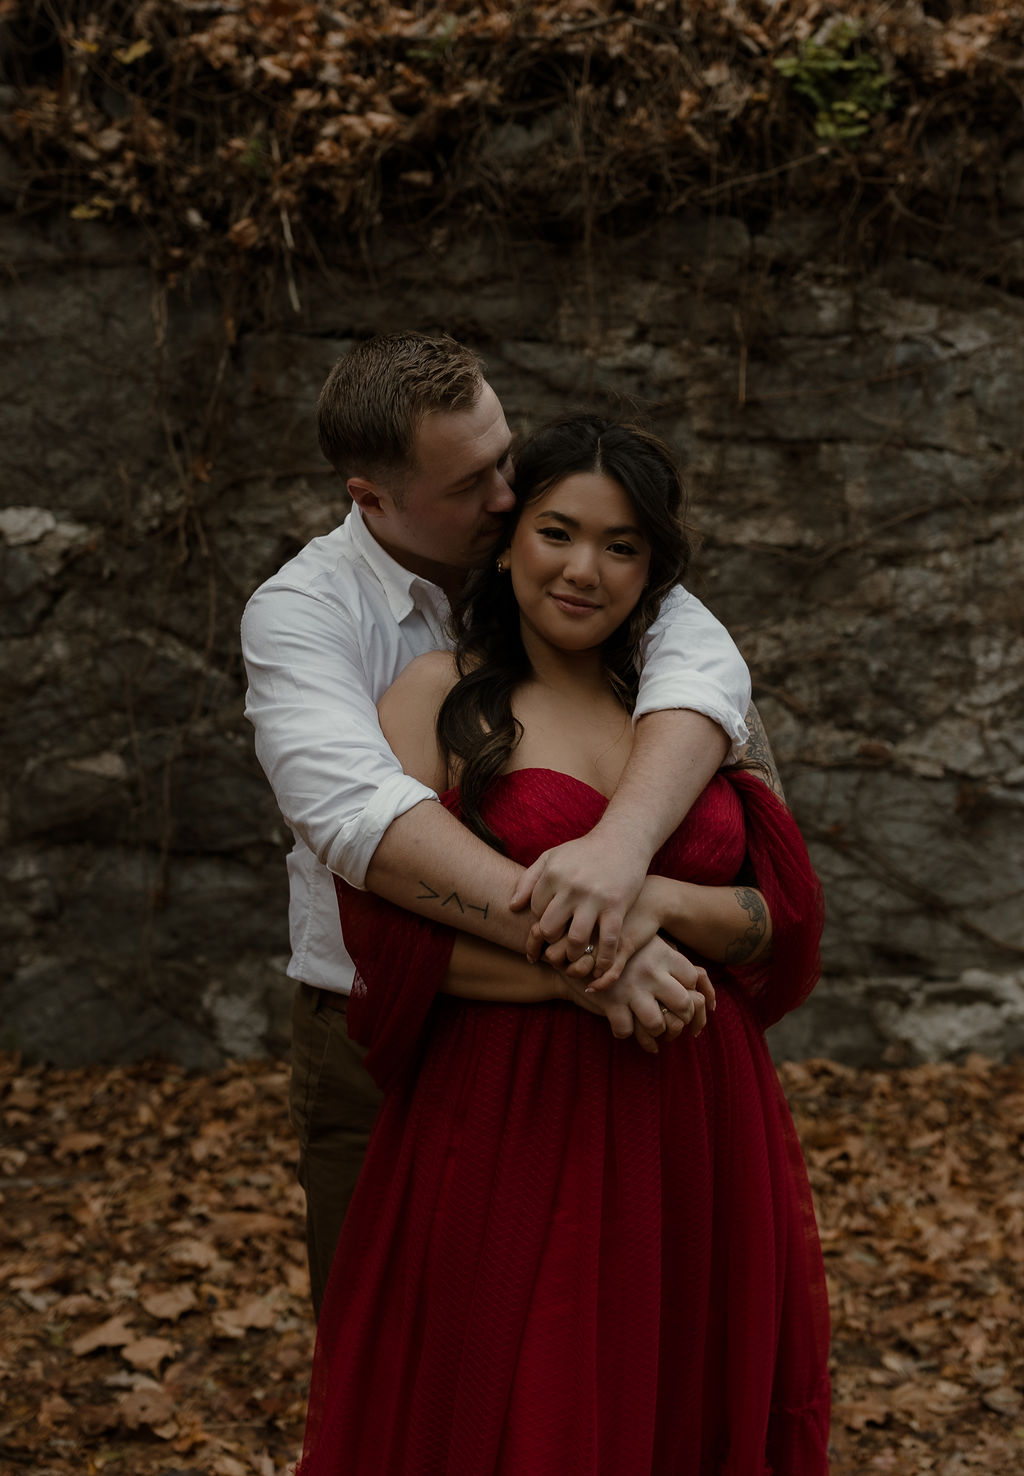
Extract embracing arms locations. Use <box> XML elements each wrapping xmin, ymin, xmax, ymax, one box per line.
<box><xmin>367</xmin><ymin>652</ymin><xmax>719</xmax><ymax>1048</ymax></box>
<box><xmin>441</xmin><ymin>873</ymin><xmax>772</xmax><ymax>1051</ymax></box>
<box><xmin>368</xmin><ymin>586</ymin><xmax>755</xmax><ymax>972</ymax></box>
<box><xmin>244</xmin><ymin>560</ymin><xmax>760</xmax><ymax>981</ymax></box>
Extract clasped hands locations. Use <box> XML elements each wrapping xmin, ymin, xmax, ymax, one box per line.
<box><xmin>510</xmin><ymin>831</ymin><xmax>714</xmax><ymax>1055</ymax></box>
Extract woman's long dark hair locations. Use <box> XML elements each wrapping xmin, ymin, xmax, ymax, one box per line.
<box><xmin>437</xmin><ymin>414</ymin><xmax>696</xmax><ymax>849</ymax></box>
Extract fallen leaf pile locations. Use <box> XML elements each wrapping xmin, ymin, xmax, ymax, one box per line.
<box><xmin>790</xmin><ymin>1055</ymin><xmax>1024</xmax><ymax>1474</ymax></box>
<box><xmin>0</xmin><ymin>1057</ymin><xmax>312</xmax><ymax>1475</ymax></box>
<box><xmin>1</xmin><ymin>1051</ymin><xmax>1022</xmax><ymax>1474</ymax></box>
<box><xmin>5</xmin><ymin>0</ymin><xmax>1024</xmax><ymax>280</ymax></box>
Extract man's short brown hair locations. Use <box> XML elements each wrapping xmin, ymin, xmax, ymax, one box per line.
<box><xmin>316</xmin><ymin>332</ymin><xmax>485</xmax><ymax>493</ymax></box>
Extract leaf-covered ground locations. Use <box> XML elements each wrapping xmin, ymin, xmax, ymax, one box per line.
<box><xmin>1</xmin><ymin>1052</ymin><xmax>1022</xmax><ymax>1474</ymax></box>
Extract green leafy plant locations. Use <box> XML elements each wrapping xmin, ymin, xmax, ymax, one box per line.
<box><xmin>774</xmin><ymin>21</ymin><xmax>892</xmax><ymax>143</ymax></box>
<box><xmin>239</xmin><ymin>135</ymin><xmax>270</xmax><ymax>177</ymax></box>
<box><xmin>408</xmin><ymin>14</ymin><xmax>459</xmax><ymax>62</ymax></box>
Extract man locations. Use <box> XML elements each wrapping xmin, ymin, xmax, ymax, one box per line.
<box><xmin>242</xmin><ymin>332</ymin><xmax>753</xmax><ymax>1315</ymax></box>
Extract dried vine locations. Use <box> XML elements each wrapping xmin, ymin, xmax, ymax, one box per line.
<box><xmin>3</xmin><ymin>0</ymin><xmax>1024</xmax><ymax>285</ymax></box>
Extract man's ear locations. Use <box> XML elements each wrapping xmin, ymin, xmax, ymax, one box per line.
<box><xmin>347</xmin><ymin>476</ymin><xmax>386</xmax><ymax>514</ymax></box>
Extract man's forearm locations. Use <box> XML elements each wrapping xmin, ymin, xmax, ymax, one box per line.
<box><xmin>365</xmin><ymin>799</ymin><xmax>533</xmax><ymax>953</ymax></box>
<box><xmin>597</xmin><ymin>708</ymin><xmax>728</xmax><ymax>858</ymax></box>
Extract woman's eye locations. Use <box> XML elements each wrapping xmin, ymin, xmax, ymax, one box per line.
<box><xmin>539</xmin><ymin>526</ymin><xmax>569</xmax><ymax>541</ymax></box>
<box><xmin>609</xmin><ymin>541</ymin><xmax>638</xmax><ymax>556</ymax></box>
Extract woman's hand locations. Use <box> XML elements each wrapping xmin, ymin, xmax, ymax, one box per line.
<box><xmin>556</xmin><ymin>935</ymin><xmax>714</xmax><ymax>1054</ymax></box>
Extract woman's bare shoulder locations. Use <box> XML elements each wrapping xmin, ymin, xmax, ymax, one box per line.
<box><xmin>377</xmin><ymin>650</ymin><xmax>460</xmax><ymax>791</ymax></box>
<box><xmin>383</xmin><ymin>649</ymin><xmax>460</xmax><ymax>706</ymax></box>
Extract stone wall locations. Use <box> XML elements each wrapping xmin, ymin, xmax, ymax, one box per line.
<box><xmin>1</xmin><ymin>209</ymin><xmax>1021</xmax><ymax>1066</ymax></box>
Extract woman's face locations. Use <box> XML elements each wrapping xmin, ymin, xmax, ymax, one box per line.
<box><xmin>507</xmin><ymin>471</ymin><xmax>652</xmax><ymax>654</ymax></box>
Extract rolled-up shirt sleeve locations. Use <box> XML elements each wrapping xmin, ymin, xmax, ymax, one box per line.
<box><xmin>636</xmin><ymin>585</ymin><xmax>751</xmax><ymax>761</ymax></box>
<box><xmin>241</xmin><ymin>583</ymin><xmax>437</xmax><ymax>890</ymax></box>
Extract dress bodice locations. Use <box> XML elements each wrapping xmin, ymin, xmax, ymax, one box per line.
<box><xmin>451</xmin><ymin>767</ymin><xmax>747</xmax><ymax>886</ymax></box>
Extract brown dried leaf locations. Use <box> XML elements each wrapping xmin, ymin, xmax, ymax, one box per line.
<box><xmin>206</xmin><ymin>1210</ymin><xmax>293</xmax><ymax>1241</ymax></box>
<box><xmin>982</xmin><ymin>1385</ymin><xmax>1023</xmax><ymax>1416</ymax></box>
<box><xmin>5</xmin><ymin>1084</ymin><xmax>40</xmax><ymax>1110</ymax></box>
<box><xmin>211</xmin><ymin>1295</ymin><xmax>276</xmax><ymax>1339</ymax></box>
<box><xmin>210</xmin><ymin>1456</ymin><xmax>249</xmax><ymax>1476</ymax></box>
<box><xmin>121</xmin><ymin>1335</ymin><xmax>178</xmax><ymax>1374</ymax></box>
<box><xmin>140</xmin><ymin>1284</ymin><xmax>198</xmax><ymax>1321</ymax></box>
<box><xmin>837</xmin><ymin>1396</ymin><xmax>891</xmax><ymax>1431</ymax></box>
<box><xmin>53</xmin><ymin>1292</ymin><xmax>103</xmax><ymax>1317</ymax></box>
<box><xmin>117</xmin><ymin>1382</ymin><xmax>178</xmax><ymax>1436</ymax></box>
<box><xmin>71</xmin><ymin>1314</ymin><xmax>137</xmax><ymax>1357</ymax></box>
<box><xmin>258</xmin><ymin>56</ymin><xmax>293</xmax><ymax>84</ymax></box>
<box><xmin>54</xmin><ymin>1130</ymin><xmax>105</xmax><ymax>1158</ymax></box>
<box><xmin>365</xmin><ymin>110</ymin><xmax>399</xmax><ymax>135</ymax></box>
<box><xmin>168</xmin><ymin>1236</ymin><xmax>219</xmax><ymax>1268</ymax></box>
<box><xmin>227</xmin><ymin>217</ymin><xmax>261</xmax><ymax>250</ymax></box>
<box><xmin>37</xmin><ymin>1393</ymin><xmax>73</xmax><ymax>1428</ymax></box>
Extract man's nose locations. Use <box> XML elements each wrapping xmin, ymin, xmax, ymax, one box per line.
<box><xmin>484</xmin><ymin>471</ymin><xmax>516</xmax><ymax>514</ymax></box>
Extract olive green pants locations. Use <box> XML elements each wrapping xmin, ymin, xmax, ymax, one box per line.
<box><xmin>288</xmin><ymin>982</ymin><xmax>384</xmax><ymax>1319</ymax></box>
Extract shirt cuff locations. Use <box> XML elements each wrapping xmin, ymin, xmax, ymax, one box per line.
<box><xmin>326</xmin><ymin>771</ymin><xmax>439</xmax><ymax>889</ymax></box>
<box><xmin>633</xmin><ymin>677</ymin><xmax>751</xmax><ymax>764</ymax></box>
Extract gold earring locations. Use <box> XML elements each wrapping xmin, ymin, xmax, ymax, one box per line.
<box><xmin>496</xmin><ymin>558</ymin><xmax>508</xmax><ymax>574</ymax></box>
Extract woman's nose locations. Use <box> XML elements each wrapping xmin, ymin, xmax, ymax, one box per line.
<box><xmin>564</xmin><ymin>547</ymin><xmax>599</xmax><ymax>586</ymax></box>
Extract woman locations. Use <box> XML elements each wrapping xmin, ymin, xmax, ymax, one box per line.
<box><xmin>298</xmin><ymin>417</ymin><xmax>830</xmax><ymax>1475</ymax></box>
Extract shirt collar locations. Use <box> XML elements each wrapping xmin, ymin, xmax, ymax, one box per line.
<box><xmin>345</xmin><ymin>503</ymin><xmax>450</xmax><ymax>624</ymax></box>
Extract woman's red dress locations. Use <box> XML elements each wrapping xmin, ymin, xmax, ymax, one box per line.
<box><xmin>297</xmin><ymin>768</ymin><xmax>831</xmax><ymax>1475</ymax></box>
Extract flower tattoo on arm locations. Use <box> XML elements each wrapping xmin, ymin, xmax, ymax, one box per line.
<box><xmin>743</xmin><ymin>702</ymin><xmax>786</xmax><ymax>802</ymax></box>
<box><xmin>724</xmin><ymin>886</ymin><xmax>769</xmax><ymax>965</ymax></box>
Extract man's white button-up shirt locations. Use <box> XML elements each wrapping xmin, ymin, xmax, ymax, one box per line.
<box><xmin>241</xmin><ymin>505</ymin><xmax>751</xmax><ymax>994</ymax></box>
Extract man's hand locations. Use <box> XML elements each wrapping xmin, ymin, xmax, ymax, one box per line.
<box><xmin>510</xmin><ymin>828</ymin><xmax>651</xmax><ymax>977</ymax></box>
<box><xmin>556</xmin><ymin>935</ymin><xmax>714</xmax><ymax>1054</ymax></box>
<box><xmin>552</xmin><ymin>874</ymin><xmax>682</xmax><ymax>989</ymax></box>
<box><xmin>541</xmin><ymin>872</ymin><xmax>678</xmax><ymax>992</ymax></box>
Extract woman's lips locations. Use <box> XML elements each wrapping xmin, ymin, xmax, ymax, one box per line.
<box><xmin>550</xmin><ymin>592</ymin><xmax>600</xmax><ymax>614</ymax></box>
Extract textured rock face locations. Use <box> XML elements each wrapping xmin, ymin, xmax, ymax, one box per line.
<box><xmin>1</xmin><ymin>214</ymin><xmax>1021</xmax><ymax>1066</ymax></box>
